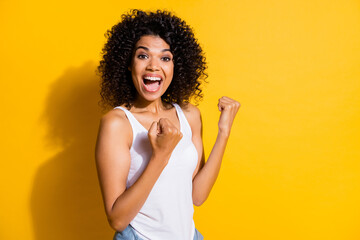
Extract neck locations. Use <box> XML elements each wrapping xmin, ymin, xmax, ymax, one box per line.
<box><xmin>131</xmin><ymin>97</ymin><xmax>171</xmax><ymax>113</ymax></box>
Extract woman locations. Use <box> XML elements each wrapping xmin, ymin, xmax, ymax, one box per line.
<box><xmin>96</xmin><ymin>10</ymin><xmax>240</xmax><ymax>240</ymax></box>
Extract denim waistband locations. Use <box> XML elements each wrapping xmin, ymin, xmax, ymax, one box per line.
<box><xmin>113</xmin><ymin>225</ymin><xmax>204</xmax><ymax>240</ymax></box>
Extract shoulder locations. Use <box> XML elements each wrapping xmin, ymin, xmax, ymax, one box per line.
<box><xmin>98</xmin><ymin>107</ymin><xmax>132</xmax><ymax>146</ymax></box>
<box><xmin>101</xmin><ymin>107</ymin><xmax>128</xmax><ymax>126</ymax></box>
<box><xmin>179</xmin><ymin>103</ymin><xmax>202</xmax><ymax>131</ymax></box>
<box><xmin>180</xmin><ymin>102</ymin><xmax>201</xmax><ymax>116</ymax></box>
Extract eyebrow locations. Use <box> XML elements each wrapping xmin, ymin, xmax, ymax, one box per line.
<box><xmin>135</xmin><ymin>46</ymin><xmax>171</xmax><ymax>52</ymax></box>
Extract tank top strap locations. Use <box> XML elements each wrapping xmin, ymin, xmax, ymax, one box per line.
<box><xmin>172</xmin><ymin>103</ymin><xmax>193</xmax><ymax>138</ymax></box>
<box><xmin>113</xmin><ymin>106</ymin><xmax>146</xmax><ymax>133</ymax></box>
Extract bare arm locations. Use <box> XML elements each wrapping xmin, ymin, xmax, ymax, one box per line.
<box><xmin>95</xmin><ymin>111</ymin><xmax>182</xmax><ymax>231</ymax></box>
<box><xmin>186</xmin><ymin>97</ymin><xmax>241</xmax><ymax>206</ymax></box>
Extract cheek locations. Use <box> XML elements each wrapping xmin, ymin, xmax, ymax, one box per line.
<box><xmin>130</xmin><ymin>68</ymin><xmax>142</xmax><ymax>89</ymax></box>
<box><xmin>132</xmin><ymin>62</ymin><xmax>142</xmax><ymax>73</ymax></box>
<box><xmin>164</xmin><ymin>64</ymin><xmax>174</xmax><ymax>76</ymax></box>
<box><xmin>131</xmin><ymin>63</ymin><xmax>144</xmax><ymax>80</ymax></box>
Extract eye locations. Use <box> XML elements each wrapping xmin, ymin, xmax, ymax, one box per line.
<box><xmin>137</xmin><ymin>54</ymin><xmax>148</xmax><ymax>59</ymax></box>
<box><xmin>161</xmin><ymin>56</ymin><xmax>172</xmax><ymax>62</ymax></box>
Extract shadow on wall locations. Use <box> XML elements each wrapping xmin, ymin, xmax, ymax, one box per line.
<box><xmin>30</xmin><ymin>61</ymin><xmax>114</xmax><ymax>239</ymax></box>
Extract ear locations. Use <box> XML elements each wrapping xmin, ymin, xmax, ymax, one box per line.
<box><xmin>128</xmin><ymin>66</ymin><xmax>131</xmax><ymax>71</ymax></box>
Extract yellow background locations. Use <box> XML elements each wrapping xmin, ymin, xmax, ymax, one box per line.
<box><xmin>1</xmin><ymin>0</ymin><xmax>360</xmax><ymax>239</ymax></box>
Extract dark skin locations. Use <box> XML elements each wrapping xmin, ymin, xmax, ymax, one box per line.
<box><xmin>95</xmin><ymin>35</ymin><xmax>241</xmax><ymax>231</ymax></box>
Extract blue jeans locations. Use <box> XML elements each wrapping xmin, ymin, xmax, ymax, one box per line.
<box><xmin>113</xmin><ymin>225</ymin><xmax>204</xmax><ymax>240</ymax></box>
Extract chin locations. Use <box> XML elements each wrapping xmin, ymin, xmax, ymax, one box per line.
<box><xmin>138</xmin><ymin>91</ymin><xmax>164</xmax><ymax>102</ymax></box>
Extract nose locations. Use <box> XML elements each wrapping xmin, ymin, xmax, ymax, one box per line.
<box><xmin>146</xmin><ymin>58</ymin><xmax>160</xmax><ymax>71</ymax></box>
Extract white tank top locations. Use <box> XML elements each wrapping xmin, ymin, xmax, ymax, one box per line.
<box><xmin>114</xmin><ymin>103</ymin><xmax>198</xmax><ymax>240</ymax></box>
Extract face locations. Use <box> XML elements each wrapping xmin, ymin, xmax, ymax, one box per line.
<box><xmin>129</xmin><ymin>35</ymin><xmax>174</xmax><ymax>103</ymax></box>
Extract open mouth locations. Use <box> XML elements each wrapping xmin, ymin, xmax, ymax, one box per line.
<box><xmin>143</xmin><ymin>76</ymin><xmax>162</xmax><ymax>92</ymax></box>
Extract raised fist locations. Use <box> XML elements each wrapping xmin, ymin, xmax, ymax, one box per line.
<box><xmin>148</xmin><ymin>118</ymin><xmax>183</xmax><ymax>162</ymax></box>
<box><xmin>217</xmin><ymin>96</ymin><xmax>241</xmax><ymax>137</ymax></box>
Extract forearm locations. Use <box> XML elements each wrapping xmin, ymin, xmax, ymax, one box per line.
<box><xmin>108</xmin><ymin>155</ymin><xmax>168</xmax><ymax>231</ymax></box>
<box><xmin>192</xmin><ymin>131</ymin><xmax>229</xmax><ymax>206</ymax></box>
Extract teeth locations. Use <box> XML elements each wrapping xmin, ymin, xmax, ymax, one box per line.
<box><xmin>144</xmin><ymin>76</ymin><xmax>161</xmax><ymax>81</ymax></box>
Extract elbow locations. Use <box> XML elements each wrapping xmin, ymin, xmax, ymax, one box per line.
<box><xmin>108</xmin><ymin>216</ymin><xmax>128</xmax><ymax>232</ymax></box>
<box><xmin>193</xmin><ymin>200</ymin><xmax>203</xmax><ymax>207</ymax></box>
<box><xmin>192</xmin><ymin>195</ymin><xmax>207</xmax><ymax>206</ymax></box>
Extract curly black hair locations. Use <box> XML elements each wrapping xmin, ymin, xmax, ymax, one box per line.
<box><xmin>97</xmin><ymin>9</ymin><xmax>207</xmax><ymax>109</ymax></box>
